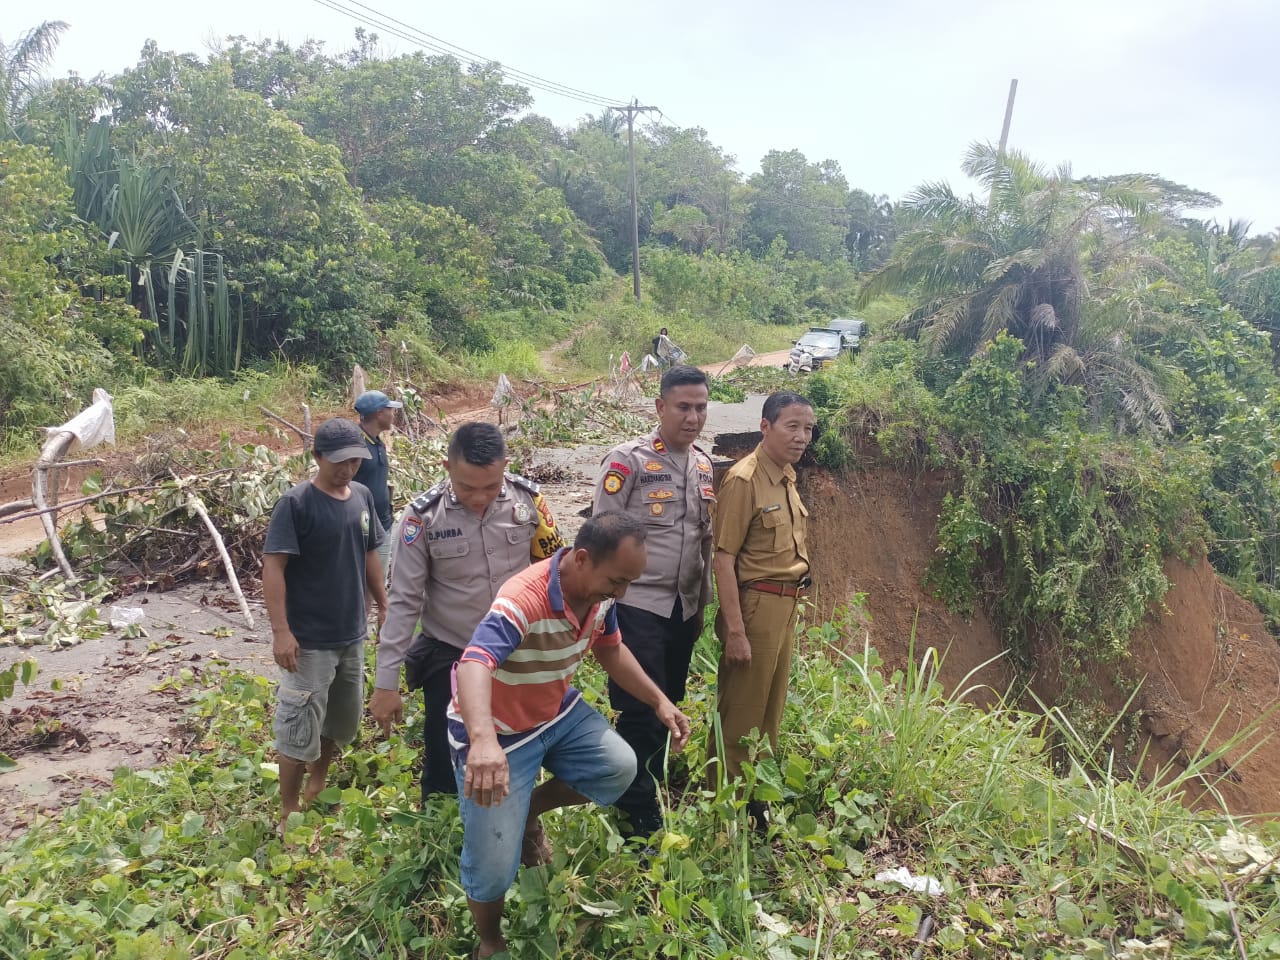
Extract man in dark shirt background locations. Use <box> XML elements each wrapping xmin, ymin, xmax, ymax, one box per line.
<box><xmin>263</xmin><ymin>418</ymin><xmax>388</xmax><ymax>836</ymax></box>
<box><xmin>353</xmin><ymin>389</ymin><xmax>402</xmax><ymax>577</ymax></box>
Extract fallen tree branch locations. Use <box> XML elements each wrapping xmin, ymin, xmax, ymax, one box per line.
<box><xmin>0</xmin><ymin>499</ymin><xmax>35</xmax><ymax>519</ymax></box>
<box><xmin>258</xmin><ymin>406</ymin><xmax>311</xmax><ymax>442</ymax></box>
<box><xmin>173</xmin><ymin>471</ymin><xmax>254</xmax><ymax>629</ymax></box>
<box><xmin>34</xmin><ymin>429</ymin><xmax>77</xmax><ymax>582</ymax></box>
<box><xmin>0</xmin><ymin>468</ymin><xmax>241</xmax><ymax>526</ymax></box>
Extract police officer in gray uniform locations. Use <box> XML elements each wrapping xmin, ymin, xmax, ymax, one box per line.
<box><xmin>370</xmin><ymin>422</ymin><xmax>564</xmax><ymax>799</ymax></box>
<box><xmin>593</xmin><ymin>364</ymin><xmax>714</xmax><ymax>835</ymax></box>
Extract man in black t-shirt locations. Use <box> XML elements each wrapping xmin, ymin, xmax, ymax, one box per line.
<box><xmin>263</xmin><ymin>418</ymin><xmax>388</xmax><ymax>836</ymax></box>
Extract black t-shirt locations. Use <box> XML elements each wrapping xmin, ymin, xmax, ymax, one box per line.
<box><xmin>353</xmin><ymin>431</ymin><xmax>392</xmax><ymax>529</ymax></box>
<box><xmin>264</xmin><ymin>480</ymin><xmax>385</xmax><ymax>649</ymax></box>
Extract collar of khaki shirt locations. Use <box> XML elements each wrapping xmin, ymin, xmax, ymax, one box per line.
<box><xmin>752</xmin><ymin>444</ymin><xmax>796</xmax><ymax>486</ymax></box>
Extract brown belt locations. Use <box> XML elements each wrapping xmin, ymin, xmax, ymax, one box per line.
<box><xmin>746</xmin><ymin>577</ymin><xmax>811</xmax><ymax>599</ymax></box>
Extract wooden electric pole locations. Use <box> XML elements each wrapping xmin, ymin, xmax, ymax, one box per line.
<box><xmin>989</xmin><ymin>78</ymin><xmax>1018</xmax><ymax>211</ymax></box>
<box><xmin>611</xmin><ymin>99</ymin><xmax>659</xmax><ymax>302</ymax></box>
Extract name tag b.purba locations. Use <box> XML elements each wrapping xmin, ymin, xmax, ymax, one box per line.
<box><xmin>428</xmin><ymin>527</ymin><xmax>466</xmax><ymax>542</ymax></box>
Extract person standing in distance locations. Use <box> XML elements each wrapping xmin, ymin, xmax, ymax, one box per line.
<box><xmin>263</xmin><ymin>418</ymin><xmax>388</xmax><ymax>836</ymax></box>
<box><xmin>709</xmin><ymin>391</ymin><xmax>816</xmax><ymax>828</ymax></box>
<box><xmin>369</xmin><ymin>422</ymin><xmax>564</xmax><ymax>800</ymax></box>
<box><xmin>353</xmin><ymin>390</ymin><xmax>402</xmax><ymax>579</ymax></box>
<box><xmin>592</xmin><ymin>364</ymin><xmax>713</xmax><ymax>836</ymax></box>
<box><xmin>454</xmin><ymin>511</ymin><xmax>691</xmax><ymax>959</ymax></box>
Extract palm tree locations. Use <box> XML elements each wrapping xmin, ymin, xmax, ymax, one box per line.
<box><xmin>858</xmin><ymin>143</ymin><xmax>1200</xmax><ymax>431</ymax></box>
<box><xmin>0</xmin><ymin>20</ymin><xmax>67</xmax><ymax>139</ymax></box>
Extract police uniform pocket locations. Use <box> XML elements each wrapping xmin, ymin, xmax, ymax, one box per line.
<box><xmin>506</xmin><ymin>525</ymin><xmax>535</xmax><ymax>545</ymax></box>
<box><xmin>644</xmin><ymin>507</ymin><xmax>676</xmax><ymax>526</ymax></box>
<box><xmin>429</xmin><ymin>540</ymin><xmax>470</xmax><ymax>559</ymax></box>
<box><xmin>274</xmin><ymin>687</ymin><xmax>314</xmax><ymax>751</ymax></box>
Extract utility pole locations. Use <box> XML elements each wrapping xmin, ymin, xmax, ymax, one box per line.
<box><xmin>989</xmin><ymin>78</ymin><xmax>1018</xmax><ymax>212</ymax></box>
<box><xmin>610</xmin><ymin>99</ymin><xmax>659</xmax><ymax>302</ymax></box>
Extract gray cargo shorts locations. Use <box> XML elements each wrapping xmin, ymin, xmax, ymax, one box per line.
<box><xmin>273</xmin><ymin>639</ymin><xmax>365</xmax><ymax>762</ymax></box>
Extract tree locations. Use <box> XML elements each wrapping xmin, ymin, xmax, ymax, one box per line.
<box><xmin>859</xmin><ymin>143</ymin><xmax>1218</xmax><ymax>431</ymax></box>
<box><xmin>746</xmin><ymin>149</ymin><xmax>851</xmax><ymax>262</ymax></box>
<box><xmin>844</xmin><ymin>189</ymin><xmax>895</xmax><ymax>269</ymax></box>
<box><xmin>0</xmin><ymin>20</ymin><xmax>67</xmax><ymax>139</ymax></box>
<box><xmin>110</xmin><ymin>48</ymin><xmax>384</xmax><ymax>365</ymax></box>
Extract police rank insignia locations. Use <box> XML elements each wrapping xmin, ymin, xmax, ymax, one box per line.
<box><xmin>403</xmin><ymin>515</ymin><xmax>423</xmax><ymax>545</ymax></box>
<box><xmin>650</xmin><ymin>503</ymin><xmax>664</xmax><ymax>516</ymax></box>
<box><xmin>652</xmin><ymin>437</ymin><xmax>666</xmax><ymax>453</ymax></box>
<box><xmin>647</xmin><ymin>489</ymin><xmax>675</xmax><ymax>500</ymax></box>
<box><xmin>513</xmin><ymin>502</ymin><xmax>533</xmax><ymax>523</ymax></box>
<box><xmin>603</xmin><ymin>471</ymin><xmax>625</xmax><ymax>495</ymax></box>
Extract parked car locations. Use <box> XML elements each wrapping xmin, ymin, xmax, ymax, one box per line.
<box><xmin>786</xmin><ymin>328</ymin><xmax>844</xmax><ymax>373</ymax></box>
<box><xmin>824</xmin><ymin>317</ymin><xmax>869</xmax><ymax>352</ymax></box>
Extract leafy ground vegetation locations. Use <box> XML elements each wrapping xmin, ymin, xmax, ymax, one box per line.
<box><xmin>1</xmin><ymin>628</ymin><xmax>1277</xmax><ymax>959</ymax></box>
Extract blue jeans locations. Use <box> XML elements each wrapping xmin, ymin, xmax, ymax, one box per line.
<box><xmin>454</xmin><ymin>698</ymin><xmax>636</xmax><ymax>902</ymax></box>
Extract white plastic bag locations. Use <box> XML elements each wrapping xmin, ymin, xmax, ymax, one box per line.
<box><xmin>109</xmin><ymin>606</ymin><xmax>145</xmax><ymax>630</ymax></box>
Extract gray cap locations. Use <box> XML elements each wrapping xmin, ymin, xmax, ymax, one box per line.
<box><xmin>313</xmin><ymin>418</ymin><xmax>372</xmax><ymax>462</ymax></box>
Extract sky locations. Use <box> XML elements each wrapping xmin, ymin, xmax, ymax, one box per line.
<box><xmin>8</xmin><ymin>0</ymin><xmax>1278</xmax><ymax>232</ymax></box>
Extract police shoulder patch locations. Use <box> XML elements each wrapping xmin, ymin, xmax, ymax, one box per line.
<box><xmin>402</xmin><ymin>515</ymin><xmax>424</xmax><ymax>546</ymax></box>
<box><xmin>603</xmin><ymin>471</ymin><xmax>624</xmax><ymax>495</ymax></box>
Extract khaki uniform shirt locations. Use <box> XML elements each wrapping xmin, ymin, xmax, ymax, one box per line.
<box><xmin>592</xmin><ymin>429</ymin><xmax>714</xmax><ymax>620</ymax></box>
<box><xmin>374</xmin><ymin>474</ymin><xmax>563</xmax><ymax>689</ymax></box>
<box><xmin>713</xmin><ymin>445</ymin><xmax>809</xmax><ymax>585</ymax></box>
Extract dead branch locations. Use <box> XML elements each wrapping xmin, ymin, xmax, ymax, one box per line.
<box><xmin>0</xmin><ymin>499</ymin><xmax>35</xmax><ymax>519</ymax></box>
<box><xmin>257</xmin><ymin>406</ymin><xmax>312</xmax><ymax>442</ymax></box>
<box><xmin>34</xmin><ymin>429</ymin><xmax>76</xmax><ymax>582</ymax></box>
<box><xmin>0</xmin><ymin>469</ymin><xmax>241</xmax><ymax>526</ymax></box>
<box><xmin>173</xmin><ymin>472</ymin><xmax>254</xmax><ymax>629</ymax></box>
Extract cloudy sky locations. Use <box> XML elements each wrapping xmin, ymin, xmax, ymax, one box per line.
<box><xmin>8</xmin><ymin>0</ymin><xmax>1278</xmax><ymax>231</ymax></box>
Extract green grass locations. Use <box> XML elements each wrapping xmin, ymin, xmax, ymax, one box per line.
<box><xmin>2</xmin><ymin>610</ymin><xmax>1275</xmax><ymax>959</ymax></box>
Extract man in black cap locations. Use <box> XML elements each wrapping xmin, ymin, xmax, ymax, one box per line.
<box><xmin>263</xmin><ymin>418</ymin><xmax>388</xmax><ymax>836</ymax></box>
<box><xmin>353</xmin><ymin>389</ymin><xmax>403</xmax><ymax>577</ymax></box>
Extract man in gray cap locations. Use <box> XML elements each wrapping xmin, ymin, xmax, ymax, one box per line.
<box><xmin>263</xmin><ymin>417</ymin><xmax>388</xmax><ymax>836</ymax></box>
<box><xmin>370</xmin><ymin>422</ymin><xmax>564</xmax><ymax>801</ymax></box>
<box><xmin>353</xmin><ymin>389</ymin><xmax>403</xmax><ymax>577</ymax></box>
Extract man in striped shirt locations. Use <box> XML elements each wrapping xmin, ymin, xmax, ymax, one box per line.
<box><xmin>452</xmin><ymin>511</ymin><xmax>692</xmax><ymax>959</ymax></box>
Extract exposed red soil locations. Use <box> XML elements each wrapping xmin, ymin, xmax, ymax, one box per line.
<box><xmin>801</xmin><ymin>466</ymin><xmax>1010</xmax><ymax>706</ymax></box>
<box><xmin>798</xmin><ymin>459</ymin><xmax>1280</xmax><ymax>816</ymax></box>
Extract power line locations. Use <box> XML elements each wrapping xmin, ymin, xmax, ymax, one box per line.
<box><xmin>341</xmin><ymin>0</ymin><xmax>626</xmax><ymax>106</ymax></box>
<box><xmin>308</xmin><ymin>0</ymin><xmax>626</xmax><ymax>109</ymax></box>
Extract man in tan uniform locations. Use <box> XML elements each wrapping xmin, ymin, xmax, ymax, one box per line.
<box><xmin>593</xmin><ymin>364</ymin><xmax>714</xmax><ymax>836</ymax></box>
<box><xmin>370</xmin><ymin>422</ymin><xmax>563</xmax><ymax>800</ymax></box>
<box><xmin>711</xmin><ymin>391</ymin><xmax>816</xmax><ymax>826</ymax></box>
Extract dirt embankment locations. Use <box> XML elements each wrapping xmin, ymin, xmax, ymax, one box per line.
<box><xmin>795</xmin><ymin>459</ymin><xmax>1280</xmax><ymax>815</ymax></box>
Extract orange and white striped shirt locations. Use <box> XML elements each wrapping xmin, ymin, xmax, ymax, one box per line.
<box><xmin>448</xmin><ymin>549</ymin><xmax>621</xmax><ymax>754</ymax></box>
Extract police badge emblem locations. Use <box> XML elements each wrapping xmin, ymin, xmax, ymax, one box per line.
<box><xmin>403</xmin><ymin>515</ymin><xmax>423</xmax><ymax>545</ymax></box>
<box><xmin>513</xmin><ymin>502</ymin><xmax>533</xmax><ymax>523</ymax></box>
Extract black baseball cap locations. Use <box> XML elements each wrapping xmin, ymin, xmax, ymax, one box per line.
<box><xmin>313</xmin><ymin>419</ymin><xmax>372</xmax><ymax>461</ymax></box>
